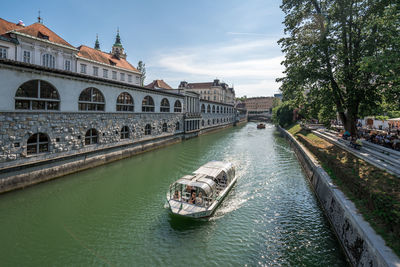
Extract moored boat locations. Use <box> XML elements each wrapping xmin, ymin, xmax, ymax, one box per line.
<box><xmin>166</xmin><ymin>161</ymin><xmax>236</xmax><ymax>218</ymax></box>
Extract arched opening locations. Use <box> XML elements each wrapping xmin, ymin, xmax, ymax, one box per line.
<box><xmin>27</xmin><ymin>133</ymin><xmax>49</xmax><ymax>155</ymax></box>
<box><xmin>162</xmin><ymin>123</ymin><xmax>168</xmax><ymax>132</ymax></box>
<box><xmin>79</xmin><ymin>87</ymin><xmax>105</xmax><ymax>111</ymax></box>
<box><xmin>212</xmin><ymin>106</ymin><xmax>215</xmax><ymax>113</ymax></box>
<box><xmin>85</xmin><ymin>128</ymin><xmax>98</xmax><ymax>145</ymax></box>
<box><xmin>120</xmin><ymin>126</ymin><xmax>130</xmax><ymax>139</ymax></box>
<box><xmin>117</xmin><ymin>92</ymin><xmax>134</xmax><ymax>112</ymax></box>
<box><xmin>176</xmin><ymin>121</ymin><xmax>180</xmax><ymax>131</ymax></box>
<box><xmin>201</xmin><ymin>104</ymin><xmax>206</xmax><ymax>113</ymax></box>
<box><xmin>174</xmin><ymin>100</ymin><xmax>182</xmax><ymax>113</ymax></box>
<box><xmin>145</xmin><ymin>124</ymin><xmax>152</xmax><ymax>135</ymax></box>
<box><xmin>15</xmin><ymin>80</ymin><xmax>60</xmax><ymax>110</ymax></box>
<box><xmin>160</xmin><ymin>98</ymin><xmax>170</xmax><ymax>112</ymax></box>
<box><xmin>142</xmin><ymin>96</ymin><xmax>155</xmax><ymax>112</ymax></box>
<box><xmin>217</xmin><ymin>106</ymin><xmax>220</xmax><ymax>113</ymax></box>
<box><xmin>207</xmin><ymin>105</ymin><xmax>211</xmax><ymax>113</ymax></box>
<box><xmin>202</xmin><ymin>120</ymin><xmax>205</xmax><ymax>126</ymax></box>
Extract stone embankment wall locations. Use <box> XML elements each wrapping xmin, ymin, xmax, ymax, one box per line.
<box><xmin>278</xmin><ymin>126</ymin><xmax>400</xmax><ymax>267</ymax></box>
<box><xmin>0</xmin><ymin>111</ymin><xmax>236</xmax><ymax>194</ymax></box>
<box><xmin>0</xmin><ymin>111</ymin><xmax>183</xmax><ymax>167</ymax></box>
<box><xmin>0</xmin><ymin>134</ymin><xmax>182</xmax><ymax>194</ymax></box>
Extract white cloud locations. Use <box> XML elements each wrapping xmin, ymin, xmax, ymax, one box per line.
<box><xmin>149</xmin><ymin>38</ymin><xmax>284</xmax><ymax>97</ymax></box>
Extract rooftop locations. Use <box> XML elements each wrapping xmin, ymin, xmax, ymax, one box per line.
<box><xmin>145</xmin><ymin>79</ymin><xmax>173</xmax><ymax>90</ymax></box>
<box><xmin>77</xmin><ymin>45</ymin><xmax>139</xmax><ymax>73</ymax></box>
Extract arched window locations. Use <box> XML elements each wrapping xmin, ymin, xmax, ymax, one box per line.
<box><xmin>213</xmin><ymin>119</ymin><xmax>215</xmax><ymax>124</ymax></box>
<box><xmin>201</xmin><ymin>104</ymin><xmax>206</xmax><ymax>113</ymax></box>
<box><xmin>217</xmin><ymin>106</ymin><xmax>220</xmax><ymax>113</ymax></box>
<box><xmin>120</xmin><ymin>126</ymin><xmax>129</xmax><ymax>139</ymax></box>
<box><xmin>208</xmin><ymin>119</ymin><xmax>210</xmax><ymax>125</ymax></box>
<box><xmin>145</xmin><ymin>124</ymin><xmax>151</xmax><ymax>135</ymax></box>
<box><xmin>42</xmin><ymin>54</ymin><xmax>55</xmax><ymax>68</ymax></box>
<box><xmin>85</xmin><ymin>128</ymin><xmax>98</xmax><ymax>145</ymax></box>
<box><xmin>142</xmin><ymin>96</ymin><xmax>154</xmax><ymax>112</ymax></box>
<box><xmin>176</xmin><ymin>122</ymin><xmax>180</xmax><ymax>131</ymax></box>
<box><xmin>212</xmin><ymin>106</ymin><xmax>215</xmax><ymax>113</ymax></box>
<box><xmin>162</xmin><ymin>123</ymin><xmax>168</xmax><ymax>132</ymax></box>
<box><xmin>27</xmin><ymin>133</ymin><xmax>49</xmax><ymax>155</ymax></box>
<box><xmin>202</xmin><ymin>120</ymin><xmax>205</xmax><ymax>126</ymax></box>
<box><xmin>117</xmin><ymin>92</ymin><xmax>134</xmax><ymax>112</ymax></box>
<box><xmin>15</xmin><ymin>80</ymin><xmax>60</xmax><ymax>110</ymax></box>
<box><xmin>207</xmin><ymin>105</ymin><xmax>211</xmax><ymax>113</ymax></box>
<box><xmin>160</xmin><ymin>98</ymin><xmax>170</xmax><ymax>112</ymax></box>
<box><xmin>224</xmin><ymin>107</ymin><xmax>226</xmax><ymax>113</ymax></box>
<box><xmin>174</xmin><ymin>100</ymin><xmax>182</xmax><ymax>113</ymax></box>
<box><xmin>79</xmin><ymin>87</ymin><xmax>105</xmax><ymax>111</ymax></box>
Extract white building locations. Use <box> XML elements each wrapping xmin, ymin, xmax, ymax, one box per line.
<box><xmin>0</xmin><ymin>17</ymin><xmax>141</xmax><ymax>84</ymax></box>
<box><xmin>178</xmin><ymin>79</ymin><xmax>235</xmax><ymax>105</ymax></box>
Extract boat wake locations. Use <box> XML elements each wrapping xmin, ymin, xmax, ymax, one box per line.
<box><xmin>209</xmin><ymin>160</ymin><xmax>251</xmax><ymax>221</ymax></box>
<box><xmin>210</xmin><ymin>189</ymin><xmax>250</xmax><ymax>220</ymax></box>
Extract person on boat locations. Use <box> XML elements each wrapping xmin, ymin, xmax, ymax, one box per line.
<box><xmin>196</xmin><ymin>192</ymin><xmax>204</xmax><ymax>207</ymax></box>
<box><xmin>173</xmin><ymin>190</ymin><xmax>180</xmax><ymax>200</ymax></box>
<box><xmin>189</xmin><ymin>191</ymin><xmax>196</xmax><ymax>204</ymax></box>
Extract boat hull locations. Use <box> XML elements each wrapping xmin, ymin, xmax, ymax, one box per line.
<box><xmin>167</xmin><ymin>176</ymin><xmax>238</xmax><ymax>218</ymax></box>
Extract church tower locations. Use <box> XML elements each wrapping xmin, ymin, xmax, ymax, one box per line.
<box><xmin>111</xmin><ymin>29</ymin><xmax>126</xmax><ymax>59</ymax></box>
<box><xmin>94</xmin><ymin>34</ymin><xmax>100</xmax><ymax>50</ymax></box>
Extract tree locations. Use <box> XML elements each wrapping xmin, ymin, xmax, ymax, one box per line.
<box><xmin>272</xmin><ymin>101</ymin><xmax>295</xmax><ymax>127</ymax></box>
<box><xmin>278</xmin><ymin>1</ymin><xmax>400</xmax><ymax>135</ymax></box>
<box><xmin>137</xmin><ymin>61</ymin><xmax>146</xmax><ymax>86</ymax></box>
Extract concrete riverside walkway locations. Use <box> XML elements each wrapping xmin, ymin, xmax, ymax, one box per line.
<box><xmin>312</xmin><ymin>129</ymin><xmax>400</xmax><ymax>178</ymax></box>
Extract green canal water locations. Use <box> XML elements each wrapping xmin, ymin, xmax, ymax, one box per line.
<box><xmin>0</xmin><ymin>123</ymin><xmax>348</xmax><ymax>266</ymax></box>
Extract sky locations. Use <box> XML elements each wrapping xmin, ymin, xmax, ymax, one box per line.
<box><xmin>2</xmin><ymin>0</ymin><xmax>286</xmax><ymax>97</ymax></box>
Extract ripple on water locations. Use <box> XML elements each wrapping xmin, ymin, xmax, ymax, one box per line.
<box><xmin>0</xmin><ymin>123</ymin><xmax>348</xmax><ymax>266</ymax></box>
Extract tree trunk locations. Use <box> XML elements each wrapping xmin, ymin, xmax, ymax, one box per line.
<box><xmin>338</xmin><ymin>111</ymin><xmax>357</xmax><ymax>136</ymax></box>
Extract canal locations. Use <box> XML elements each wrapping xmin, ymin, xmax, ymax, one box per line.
<box><xmin>0</xmin><ymin>123</ymin><xmax>348</xmax><ymax>266</ymax></box>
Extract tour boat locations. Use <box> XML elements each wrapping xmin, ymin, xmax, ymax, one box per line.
<box><xmin>166</xmin><ymin>161</ymin><xmax>236</xmax><ymax>218</ymax></box>
<box><xmin>257</xmin><ymin>123</ymin><xmax>266</xmax><ymax>129</ymax></box>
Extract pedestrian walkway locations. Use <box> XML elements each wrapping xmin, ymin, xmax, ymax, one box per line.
<box><xmin>313</xmin><ymin>129</ymin><xmax>400</xmax><ymax>177</ymax></box>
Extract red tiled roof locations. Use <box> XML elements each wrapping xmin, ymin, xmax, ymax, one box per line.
<box><xmin>0</xmin><ymin>18</ymin><xmax>24</xmax><ymax>39</ymax></box>
<box><xmin>187</xmin><ymin>82</ymin><xmax>213</xmax><ymax>89</ymax></box>
<box><xmin>145</xmin><ymin>80</ymin><xmax>173</xmax><ymax>90</ymax></box>
<box><xmin>77</xmin><ymin>45</ymin><xmax>139</xmax><ymax>73</ymax></box>
<box><xmin>13</xmin><ymin>22</ymin><xmax>74</xmax><ymax>48</ymax></box>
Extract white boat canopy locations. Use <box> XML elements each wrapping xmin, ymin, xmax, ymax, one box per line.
<box><xmin>193</xmin><ymin>161</ymin><xmax>233</xmax><ymax>178</ymax></box>
<box><xmin>175</xmin><ymin>174</ymin><xmax>216</xmax><ymax>196</ymax></box>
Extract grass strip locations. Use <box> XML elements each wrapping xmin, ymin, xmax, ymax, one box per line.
<box><xmin>286</xmin><ymin>124</ymin><xmax>400</xmax><ymax>256</ymax></box>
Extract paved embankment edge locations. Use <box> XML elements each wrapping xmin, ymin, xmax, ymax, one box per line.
<box><xmin>277</xmin><ymin>126</ymin><xmax>400</xmax><ymax>267</ymax></box>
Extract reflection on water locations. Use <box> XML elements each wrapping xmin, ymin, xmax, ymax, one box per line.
<box><xmin>0</xmin><ymin>123</ymin><xmax>348</xmax><ymax>266</ymax></box>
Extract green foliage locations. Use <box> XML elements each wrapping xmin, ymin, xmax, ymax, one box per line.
<box><xmin>278</xmin><ymin>1</ymin><xmax>400</xmax><ymax>135</ymax></box>
<box><xmin>272</xmin><ymin>101</ymin><xmax>294</xmax><ymax>127</ymax></box>
<box><xmin>272</xmin><ymin>97</ymin><xmax>281</xmax><ymax>108</ymax></box>
<box><xmin>235</xmin><ymin>96</ymin><xmax>247</xmax><ymax>101</ymax></box>
<box><xmin>388</xmin><ymin>111</ymin><xmax>400</xmax><ymax>119</ymax></box>
<box><xmin>376</xmin><ymin>115</ymin><xmax>389</xmax><ymax>121</ymax></box>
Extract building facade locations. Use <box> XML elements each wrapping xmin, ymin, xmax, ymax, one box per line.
<box><xmin>244</xmin><ymin>97</ymin><xmax>275</xmax><ymax>116</ymax></box>
<box><xmin>0</xmin><ymin>18</ymin><xmax>237</xmax><ymax>172</ymax></box>
<box><xmin>178</xmin><ymin>79</ymin><xmax>235</xmax><ymax>105</ymax></box>
<box><xmin>0</xmin><ymin>18</ymin><xmax>142</xmax><ymax>86</ymax></box>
